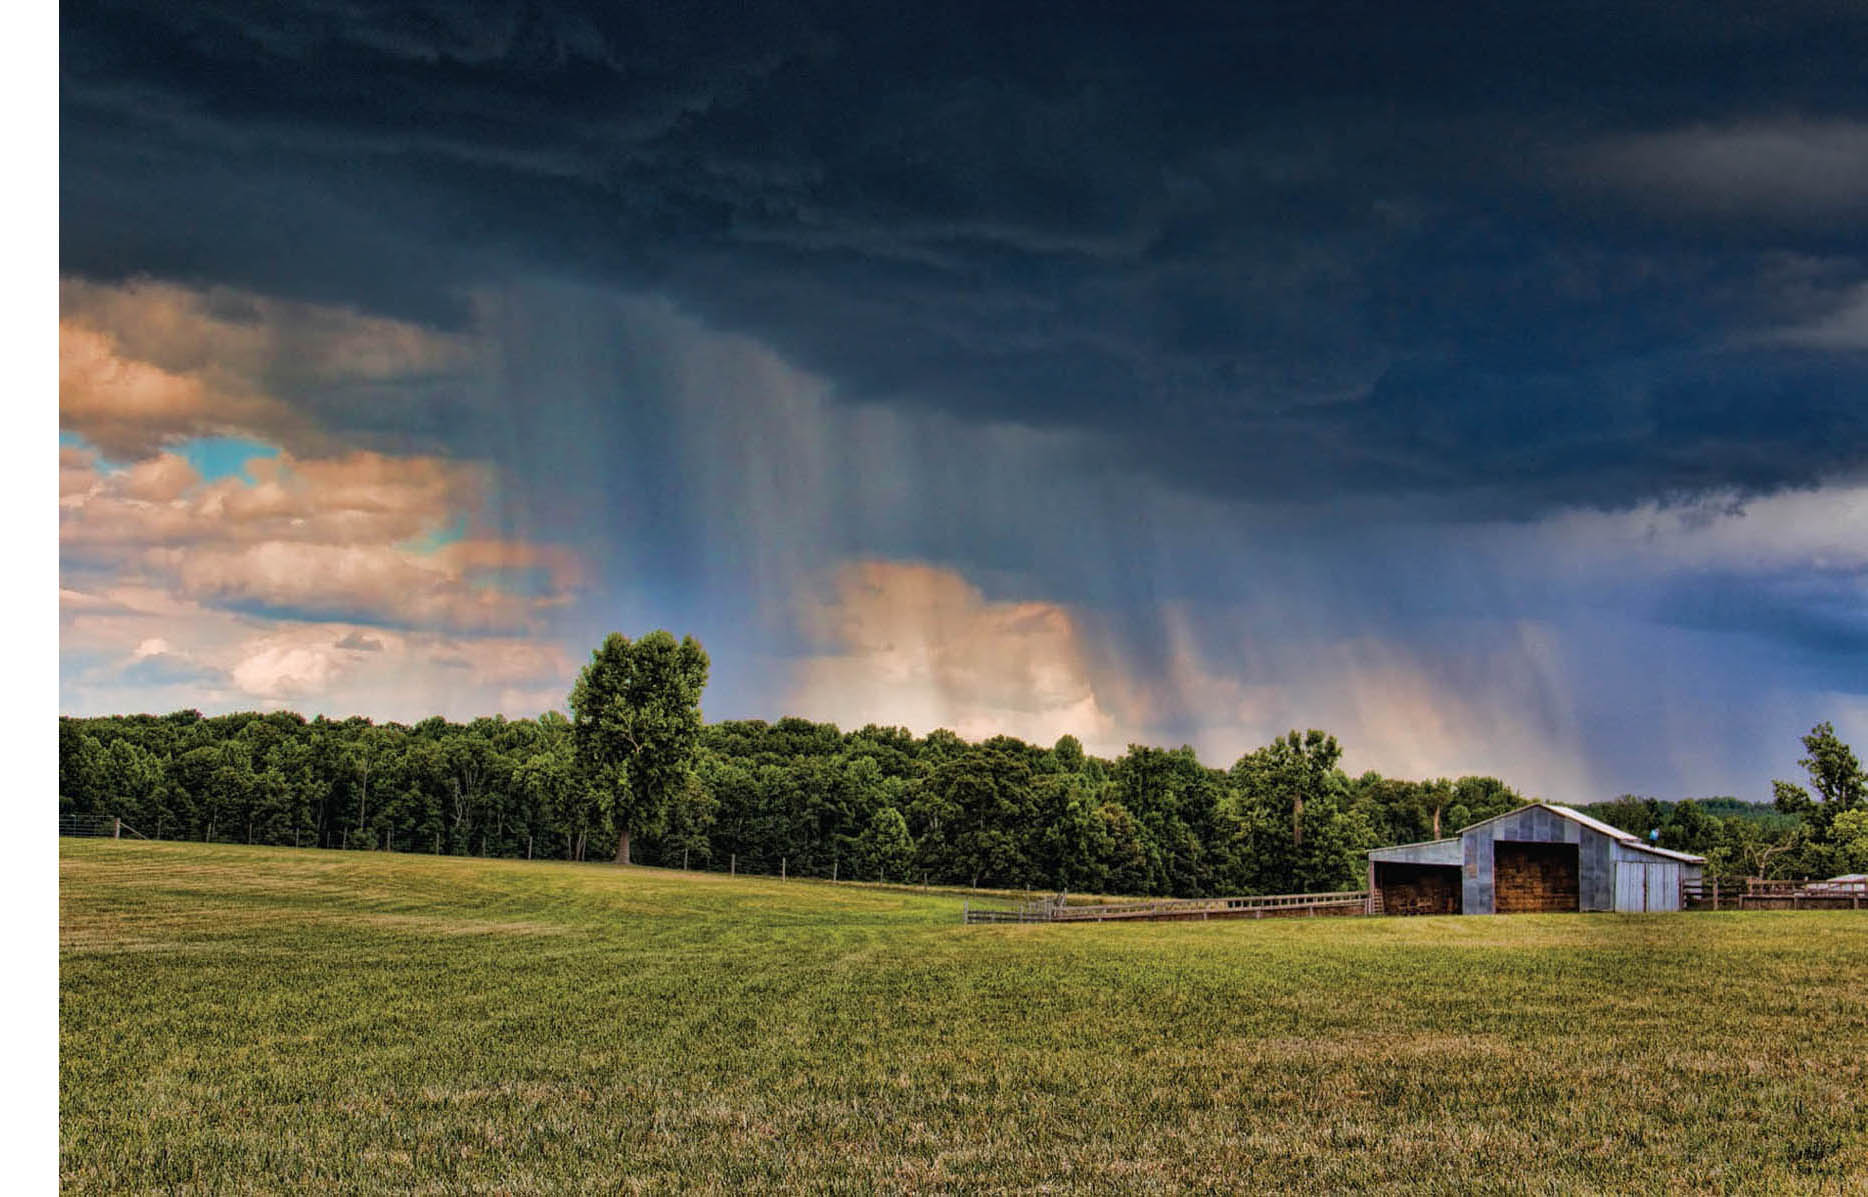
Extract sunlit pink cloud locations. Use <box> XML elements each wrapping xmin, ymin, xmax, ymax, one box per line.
<box><xmin>790</xmin><ymin>559</ymin><xmax>1600</xmax><ymax>794</ymax></box>
<box><xmin>62</xmin><ymin>446</ymin><xmax>581</xmax><ymax>633</ymax></box>
<box><xmin>792</xmin><ymin>560</ymin><xmax>1123</xmax><ymax>749</ymax></box>
<box><xmin>60</xmin><ymin>277</ymin><xmax>588</xmax><ymax>715</ymax></box>
<box><xmin>60</xmin><ymin>277</ymin><xmax>473</xmax><ymax>459</ymax></box>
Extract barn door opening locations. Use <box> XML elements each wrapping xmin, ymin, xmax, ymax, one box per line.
<box><xmin>1372</xmin><ymin>863</ymin><xmax>1462</xmax><ymax>915</ymax></box>
<box><xmin>1494</xmin><ymin>841</ymin><xmax>1580</xmax><ymax>913</ymax></box>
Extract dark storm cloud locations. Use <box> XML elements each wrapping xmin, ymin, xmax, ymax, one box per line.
<box><xmin>1651</xmin><ymin>572</ymin><xmax>1868</xmax><ymax>690</ymax></box>
<box><xmin>61</xmin><ymin>0</ymin><xmax>1868</xmax><ymax>515</ymax></box>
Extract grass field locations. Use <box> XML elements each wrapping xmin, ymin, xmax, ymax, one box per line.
<box><xmin>61</xmin><ymin>840</ymin><xmax>1868</xmax><ymax>1194</ymax></box>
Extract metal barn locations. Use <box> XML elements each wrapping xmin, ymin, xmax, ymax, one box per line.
<box><xmin>1367</xmin><ymin>802</ymin><xmax>1705</xmax><ymax>915</ymax></box>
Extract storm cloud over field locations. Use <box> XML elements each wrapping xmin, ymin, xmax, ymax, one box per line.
<box><xmin>60</xmin><ymin>1</ymin><xmax>1868</xmax><ymax>798</ymax></box>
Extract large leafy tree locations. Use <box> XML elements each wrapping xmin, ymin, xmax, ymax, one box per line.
<box><xmin>1773</xmin><ymin>721</ymin><xmax>1867</xmax><ymax>871</ymax></box>
<box><xmin>569</xmin><ymin>631</ymin><xmax>711</xmax><ymax>865</ymax></box>
<box><xmin>1799</xmin><ymin>722</ymin><xmax>1866</xmax><ymax>811</ymax></box>
<box><xmin>1233</xmin><ymin>730</ymin><xmax>1343</xmax><ymax>849</ymax></box>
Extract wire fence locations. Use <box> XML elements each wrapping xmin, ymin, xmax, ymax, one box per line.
<box><xmin>57</xmin><ymin>814</ymin><xmax>146</xmax><ymax>839</ymax></box>
<box><xmin>55</xmin><ymin>813</ymin><xmax>1056</xmax><ymax>903</ymax></box>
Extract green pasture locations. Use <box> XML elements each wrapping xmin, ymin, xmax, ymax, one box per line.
<box><xmin>61</xmin><ymin>840</ymin><xmax>1868</xmax><ymax>1193</ymax></box>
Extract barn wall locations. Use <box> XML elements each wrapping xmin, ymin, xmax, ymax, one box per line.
<box><xmin>1581</xmin><ymin>833</ymin><xmax>1614</xmax><ymax>911</ymax></box>
<box><xmin>1463</xmin><ymin>832</ymin><xmax>1495</xmax><ymax>914</ymax></box>
<box><xmin>1610</xmin><ymin>843</ymin><xmax>1684</xmax><ymax>911</ymax></box>
<box><xmin>1458</xmin><ymin>808</ymin><xmax>1617</xmax><ymax>915</ymax></box>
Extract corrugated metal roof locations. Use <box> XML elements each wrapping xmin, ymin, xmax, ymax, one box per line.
<box><xmin>1367</xmin><ymin>836</ymin><xmax>1463</xmax><ymax>865</ymax></box>
<box><xmin>1372</xmin><ymin>835</ymin><xmax>1460</xmax><ymax>850</ymax></box>
<box><xmin>1463</xmin><ymin>802</ymin><xmax>1707</xmax><ymax>863</ymax></box>
<box><xmin>1367</xmin><ymin>802</ymin><xmax>1707</xmax><ymax>863</ymax></box>
<box><xmin>1543</xmin><ymin>804</ymin><xmax>1706</xmax><ymax>862</ymax></box>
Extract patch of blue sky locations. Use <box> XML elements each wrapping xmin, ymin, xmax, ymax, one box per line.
<box><xmin>220</xmin><ymin>598</ymin><xmax>397</xmax><ymax>627</ymax></box>
<box><xmin>400</xmin><ymin>515</ymin><xmax>469</xmax><ymax>555</ymax></box>
<box><xmin>175</xmin><ymin>436</ymin><xmax>280</xmax><ymax>483</ymax></box>
<box><xmin>60</xmin><ymin>430</ymin><xmax>126</xmax><ymax>473</ymax></box>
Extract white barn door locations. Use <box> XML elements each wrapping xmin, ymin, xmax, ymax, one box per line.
<box><xmin>1615</xmin><ymin>861</ymin><xmax>1681</xmax><ymax>912</ymax></box>
<box><xmin>1616</xmin><ymin>863</ymin><xmax>1647</xmax><ymax>912</ymax></box>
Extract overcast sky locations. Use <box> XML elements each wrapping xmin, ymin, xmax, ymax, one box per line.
<box><xmin>59</xmin><ymin>0</ymin><xmax>1868</xmax><ymax>801</ymax></box>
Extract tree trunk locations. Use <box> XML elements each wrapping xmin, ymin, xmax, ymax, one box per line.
<box><xmin>614</xmin><ymin>827</ymin><xmax>632</xmax><ymax>865</ymax></box>
<box><xmin>1292</xmin><ymin>793</ymin><xmax>1304</xmax><ymax>847</ymax></box>
<box><xmin>1432</xmin><ymin>804</ymin><xmax>1443</xmax><ymax>840</ymax></box>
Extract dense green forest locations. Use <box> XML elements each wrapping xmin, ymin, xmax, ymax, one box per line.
<box><xmin>58</xmin><ymin>633</ymin><xmax>1868</xmax><ymax>895</ymax></box>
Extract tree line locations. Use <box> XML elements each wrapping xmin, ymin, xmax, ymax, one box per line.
<box><xmin>58</xmin><ymin>632</ymin><xmax>1868</xmax><ymax>893</ymax></box>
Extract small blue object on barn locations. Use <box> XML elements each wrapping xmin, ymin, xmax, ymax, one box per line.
<box><xmin>1367</xmin><ymin>802</ymin><xmax>1705</xmax><ymax>915</ymax></box>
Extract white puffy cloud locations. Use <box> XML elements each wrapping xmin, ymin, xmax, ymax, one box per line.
<box><xmin>60</xmin><ymin>584</ymin><xmax>573</xmax><ymax>717</ymax></box>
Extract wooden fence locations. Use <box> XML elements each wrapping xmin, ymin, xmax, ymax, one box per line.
<box><xmin>972</xmin><ymin>877</ymin><xmax>1868</xmax><ymax>923</ymax></box>
<box><xmin>1683</xmin><ymin>876</ymin><xmax>1866</xmax><ymax>911</ymax></box>
<box><xmin>964</xmin><ymin>889</ymin><xmax>1370</xmax><ymax>924</ymax></box>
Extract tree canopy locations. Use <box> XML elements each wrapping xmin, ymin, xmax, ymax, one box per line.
<box><xmin>57</xmin><ymin>642</ymin><xmax>1862</xmax><ymax>893</ymax></box>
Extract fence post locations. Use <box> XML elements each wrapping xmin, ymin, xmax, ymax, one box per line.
<box><xmin>730</xmin><ymin>853</ymin><xmax>736</xmax><ymax>876</ymax></box>
<box><xmin>832</xmin><ymin>859</ymin><xmax>838</xmax><ymax>883</ymax></box>
<box><xmin>683</xmin><ymin>846</ymin><xmax>690</xmax><ymax>870</ymax></box>
<box><xmin>781</xmin><ymin>857</ymin><xmax>787</xmax><ymax>880</ymax></box>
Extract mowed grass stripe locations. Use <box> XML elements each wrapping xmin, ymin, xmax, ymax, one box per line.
<box><xmin>61</xmin><ymin>840</ymin><xmax>1868</xmax><ymax>1194</ymax></box>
